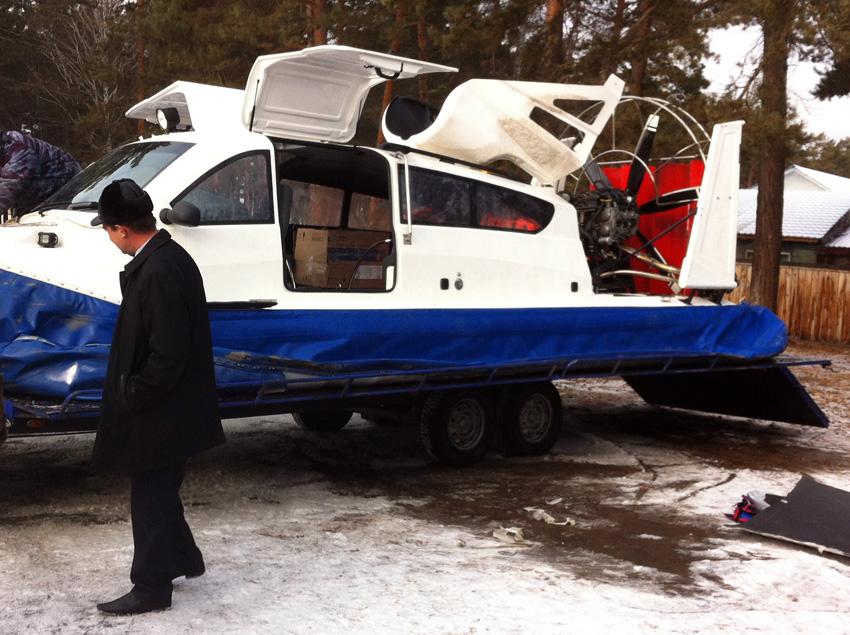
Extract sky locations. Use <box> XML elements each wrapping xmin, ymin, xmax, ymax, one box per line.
<box><xmin>706</xmin><ymin>26</ymin><xmax>850</xmax><ymax>141</ymax></box>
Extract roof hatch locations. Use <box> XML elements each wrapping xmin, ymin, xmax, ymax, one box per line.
<box><xmin>242</xmin><ymin>45</ymin><xmax>457</xmax><ymax>142</ymax></box>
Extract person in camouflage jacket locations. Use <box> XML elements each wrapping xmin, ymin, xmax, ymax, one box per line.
<box><xmin>0</xmin><ymin>130</ymin><xmax>81</xmax><ymax>215</ymax></box>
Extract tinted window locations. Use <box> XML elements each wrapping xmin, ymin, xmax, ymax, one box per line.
<box><xmin>45</xmin><ymin>141</ymin><xmax>192</xmax><ymax>209</ymax></box>
<box><xmin>475</xmin><ymin>182</ymin><xmax>554</xmax><ymax>233</ymax></box>
<box><xmin>399</xmin><ymin>168</ymin><xmax>472</xmax><ymax>226</ymax></box>
<box><xmin>175</xmin><ymin>152</ymin><xmax>273</xmax><ymax>224</ymax></box>
<box><xmin>399</xmin><ymin>167</ymin><xmax>553</xmax><ymax>233</ymax></box>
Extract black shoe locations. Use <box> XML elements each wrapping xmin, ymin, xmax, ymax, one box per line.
<box><xmin>172</xmin><ymin>561</ymin><xmax>205</xmax><ymax>580</ymax></box>
<box><xmin>97</xmin><ymin>590</ymin><xmax>170</xmax><ymax>615</ymax></box>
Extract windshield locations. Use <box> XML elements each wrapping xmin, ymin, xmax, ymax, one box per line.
<box><xmin>42</xmin><ymin>141</ymin><xmax>193</xmax><ymax>210</ymax></box>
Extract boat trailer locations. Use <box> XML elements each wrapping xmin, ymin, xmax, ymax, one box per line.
<box><xmin>0</xmin><ymin>353</ymin><xmax>830</xmax><ymax>464</ymax></box>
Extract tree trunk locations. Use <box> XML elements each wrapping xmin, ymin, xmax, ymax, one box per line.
<box><xmin>376</xmin><ymin>0</ymin><xmax>406</xmax><ymax>145</ymax></box>
<box><xmin>628</xmin><ymin>0</ymin><xmax>655</xmax><ymax>96</ymax></box>
<box><xmin>308</xmin><ymin>0</ymin><xmax>327</xmax><ymax>45</ymax></box>
<box><xmin>602</xmin><ymin>0</ymin><xmax>626</xmax><ymax>79</ymax></box>
<box><xmin>543</xmin><ymin>0</ymin><xmax>564</xmax><ymax>81</ymax></box>
<box><xmin>135</xmin><ymin>0</ymin><xmax>146</xmax><ymax>136</ymax></box>
<box><xmin>416</xmin><ymin>3</ymin><xmax>428</xmax><ymax>102</ymax></box>
<box><xmin>489</xmin><ymin>0</ymin><xmax>502</xmax><ymax>76</ymax></box>
<box><xmin>751</xmin><ymin>1</ymin><xmax>794</xmax><ymax>311</ymax></box>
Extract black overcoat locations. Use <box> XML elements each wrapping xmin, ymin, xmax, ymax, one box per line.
<box><xmin>91</xmin><ymin>230</ymin><xmax>225</xmax><ymax>474</ymax></box>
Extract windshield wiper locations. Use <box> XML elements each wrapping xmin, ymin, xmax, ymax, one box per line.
<box><xmin>27</xmin><ymin>200</ymin><xmax>99</xmax><ymax>213</ymax></box>
<box><xmin>28</xmin><ymin>200</ymin><xmax>72</xmax><ymax>212</ymax></box>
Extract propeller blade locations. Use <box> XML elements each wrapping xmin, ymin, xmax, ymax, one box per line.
<box><xmin>637</xmin><ymin>187</ymin><xmax>699</xmax><ymax>214</ymax></box>
<box><xmin>584</xmin><ymin>160</ymin><xmax>613</xmax><ymax>190</ymax></box>
<box><xmin>625</xmin><ymin>114</ymin><xmax>660</xmax><ymax>198</ymax></box>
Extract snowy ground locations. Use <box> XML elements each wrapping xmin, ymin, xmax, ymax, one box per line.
<box><xmin>2</xmin><ymin>340</ymin><xmax>849</xmax><ymax>634</ymax></box>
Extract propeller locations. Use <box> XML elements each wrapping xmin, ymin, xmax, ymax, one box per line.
<box><xmin>626</xmin><ymin>114</ymin><xmax>699</xmax><ymax>215</ymax></box>
<box><xmin>637</xmin><ymin>187</ymin><xmax>700</xmax><ymax>215</ymax></box>
<box><xmin>581</xmin><ymin>112</ymin><xmax>699</xmax><ymax>215</ymax></box>
<box><xmin>626</xmin><ymin>114</ymin><xmax>659</xmax><ymax>198</ymax></box>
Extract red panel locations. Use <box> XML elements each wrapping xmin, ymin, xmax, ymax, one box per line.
<box><xmin>602</xmin><ymin>160</ymin><xmax>704</xmax><ymax>294</ymax></box>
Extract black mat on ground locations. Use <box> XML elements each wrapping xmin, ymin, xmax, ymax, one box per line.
<box><xmin>744</xmin><ymin>475</ymin><xmax>850</xmax><ymax>558</ymax></box>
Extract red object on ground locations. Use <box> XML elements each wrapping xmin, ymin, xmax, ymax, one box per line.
<box><xmin>603</xmin><ymin>160</ymin><xmax>704</xmax><ymax>294</ymax></box>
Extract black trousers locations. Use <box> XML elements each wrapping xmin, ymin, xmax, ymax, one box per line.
<box><xmin>130</xmin><ymin>462</ymin><xmax>203</xmax><ymax>601</ymax></box>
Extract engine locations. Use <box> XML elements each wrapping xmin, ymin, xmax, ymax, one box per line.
<box><xmin>571</xmin><ymin>189</ymin><xmax>639</xmax><ymax>254</ymax></box>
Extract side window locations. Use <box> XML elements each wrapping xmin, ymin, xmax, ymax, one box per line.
<box><xmin>475</xmin><ymin>182</ymin><xmax>554</xmax><ymax>233</ymax></box>
<box><xmin>399</xmin><ymin>167</ymin><xmax>552</xmax><ymax>233</ymax></box>
<box><xmin>175</xmin><ymin>152</ymin><xmax>273</xmax><ymax>224</ymax></box>
<box><xmin>399</xmin><ymin>168</ymin><xmax>472</xmax><ymax>227</ymax></box>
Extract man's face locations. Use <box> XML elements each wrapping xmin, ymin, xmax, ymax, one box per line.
<box><xmin>103</xmin><ymin>224</ymin><xmax>133</xmax><ymax>255</ymax></box>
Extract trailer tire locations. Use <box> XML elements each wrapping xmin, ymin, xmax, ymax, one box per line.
<box><xmin>419</xmin><ymin>391</ymin><xmax>492</xmax><ymax>466</ymax></box>
<box><xmin>500</xmin><ymin>382</ymin><xmax>562</xmax><ymax>456</ymax></box>
<box><xmin>292</xmin><ymin>410</ymin><xmax>353</xmax><ymax>431</ymax></box>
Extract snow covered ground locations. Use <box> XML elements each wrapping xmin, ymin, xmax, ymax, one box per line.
<box><xmin>1</xmin><ymin>340</ymin><xmax>849</xmax><ymax>634</ymax></box>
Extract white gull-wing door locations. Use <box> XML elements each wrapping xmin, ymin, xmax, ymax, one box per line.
<box><xmin>679</xmin><ymin>121</ymin><xmax>744</xmax><ymax>291</ymax></box>
<box><xmin>242</xmin><ymin>45</ymin><xmax>457</xmax><ymax>142</ymax></box>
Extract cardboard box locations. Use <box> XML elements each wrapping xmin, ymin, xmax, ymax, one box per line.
<box><xmin>294</xmin><ymin>228</ymin><xmax>390</xmax><ymax>289</ymax></box>
<box><xmin>294</xmin><ymin>260</ymin><xmax>385</xmax><ymax>289</ymax></box>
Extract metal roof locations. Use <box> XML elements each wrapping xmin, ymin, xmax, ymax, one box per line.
<box><xmin>787</xmin><ymin>165</ymin><xmax>850</xmax><ymax>192</ymax></box>
<box><xmin>738</xmin><ymin>189</ymin><xmax>850</xmax><ymax>240</ymax></box>
<box><xmin>826</xmin><ymin>226</ymin><xmax>850</xmax><ymax>248</ymax></box>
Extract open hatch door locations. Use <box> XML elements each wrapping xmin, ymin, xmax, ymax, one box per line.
<box><xmin>242</xmin><ymin>45</ymin><xmax>457</xmax><ymax>142</ymax></box>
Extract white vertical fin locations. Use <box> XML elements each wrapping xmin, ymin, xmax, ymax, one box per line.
<box><xmin>679</xmin><ymin>121</ymin><xmax>744</xmax><ymax>290</ymax></box>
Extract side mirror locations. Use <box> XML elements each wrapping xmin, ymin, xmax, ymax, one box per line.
<box><xmin>159</xmin><ymin>201</ymin><xmax>201</xmax><ymax>227</ymax></box>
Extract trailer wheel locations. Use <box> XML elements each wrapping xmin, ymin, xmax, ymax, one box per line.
<box><xmin>292</xmin><ymin>410</ymin><xmax>353</xmax><ymax>431</ymax></box>
<box><xmin>500</xmin><ymin>382</ymin><xmax>562</xmax><ymax>456</ymax></box>
<box><xmin>420</xmin><ymin>391</ymin><xmax>492</xmax><ymax>466</ymax></box>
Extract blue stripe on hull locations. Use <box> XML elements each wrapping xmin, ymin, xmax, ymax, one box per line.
<box><xmin>0</xmin><ymin>269</ymin><xmax>788</xmax><ymax>399</ymax></box>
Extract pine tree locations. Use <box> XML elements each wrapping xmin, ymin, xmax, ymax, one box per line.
<box><xmin>715</xmin><ymin>0</ymin><xmax>840</xmax><ymax>310</ymax></box>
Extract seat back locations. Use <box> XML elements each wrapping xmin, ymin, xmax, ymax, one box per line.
<box><xmin>382</xmin><ymin>96</ymin><xmax>440</xmax><ymax>140</ymax></box>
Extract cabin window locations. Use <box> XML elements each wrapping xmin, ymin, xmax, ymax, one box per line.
<box><xmin>45</xmin><ymin>141</ymin><xmax>192</xmax><ymax>211</ymax></box>
<box><xmin>475</xmin><ymin>181</ymin><xmax>554</xmax><ymax>232</ymax></box>
<box><xmin>399</xmin><ymin>168</ymin><xmax>472</xmax><ymax>227</ymax></box>
<box><xmin>173</xmin><ymin>151</ymin><xmax>274</xmax><ymax>225</ymax></box>
<box><xmin>399</xmin><ymin>167</ymin><xmax>553</xmax><ymax>233</ymax></box>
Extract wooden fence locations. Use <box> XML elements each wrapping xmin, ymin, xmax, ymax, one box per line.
<box><xmin>729</xmin><ymin>263</ymin><xmax>850</xmax><ymax>343</ymax></box>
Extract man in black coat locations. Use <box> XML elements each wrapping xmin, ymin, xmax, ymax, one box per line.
<box><xmin>90</xmin><ymin>179</ymin><xmax>225</xmax><ymax>615</ymax></box>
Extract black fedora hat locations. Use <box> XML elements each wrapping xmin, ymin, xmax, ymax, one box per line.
<box><xmin>91</xmin><ymin>179</ymin><xmax>153</xmax><ymax>226</ymax></box>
